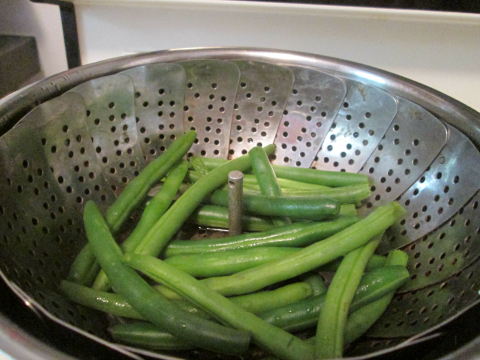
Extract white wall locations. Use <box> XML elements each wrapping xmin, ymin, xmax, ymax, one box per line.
<box><xmin>0</xmin><ymin>0</ymin><xmax>68</xmax><ymax>78</ymax></box>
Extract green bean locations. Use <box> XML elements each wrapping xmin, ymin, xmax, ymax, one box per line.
<box><xmin>344</xmin><ymin>250</ymin><xmax>409</xmax><ymax>344</ymax></box>
<box><xmin>81</xmin><ymin>200</ymin><xmax>250</xmax><ymax>355</ymax></box>
<box><xmin>200</xmin><ymin>202</ymin><xmax>405</xmax><ymax>296</ymax></box>
<box><xmin>243</xmin><ymin>184</ymin><xmax>372</xmax><ymax>205</ymax></box>
<box><xmin>189</xmin><ymin>156</ymin><xmax>369</xmax><ymax>187</ymax></box>
<box><xmin>67</xmin><ymin>130</ymin><xmax>196</xmax><ymax>284</ymax></box>
<box><xmin>165</xmin><ymin>216</ymin><xmax>361</xmax><ymax>257</ymax></box>
<box><xmin>205</xmin><ymin>190</ymin><xmax>340</xmax><ymax>220</ymax></box>
<box><xmin>110</xmin><ymin>322</ymin><xmax>194</xmax><ymax>351</ymax></box>
<box><xmin>123</xmin><ymin>253</ymin><xmax>315</xmax><ymax>360</ymax></box>
<box><xmin>61</xmin><ymin>278</ymin><xmax>315</xmax><ymax>323</ymax></box>
<box><xmin>59</xmin><ymin>280</ymin><xmax>144</xmax><ymax>320</ymax></box>
<box><xmin>93</xmin><ymin>160</ymin><xmax>189</xmax><ymax>291</ymax></box>
<box><xmin>164</xmin><ymin>247</ymin><xmax>300</xmax><ymax>277</ymax></box>
<box><xmin>271</xmin><ymin>164</ymin><xmax>370</xmax><ymax>187</ymax></box>
<box><xmin>186</xmin><ymin>204</ymin><xmax>275</xmax><ymax>232</ymax></box>
<box><xmin>249</xmin><ymin>146</ymin><xmax>290</xmax><ymax>227</ymax></box>
<box><xmin>315</xmin><ymin>233</ymin><xmax>383</xmax><ymax>359</ymax></box>
<box><xmin>259</xmin><ymin>265</ymin><xmax>409</xmax><ymax>333</ymax></box>
<box><xmin>185</xmin><ymin>170</ymin><xmax>331</xmax><ymax>191</ymax></box>
<box><xmin>133</xmin><ymin>144</ymin><xmax>275</xmax><ymax>257</ymax></box>
<box><xmin>107</xmin><ymin>130</ymin><xmax>196</xmax><ymax>234</ymax></box>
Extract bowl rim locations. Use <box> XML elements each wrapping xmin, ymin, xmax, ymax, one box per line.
<box><xmin>0</xmin><ymin>47</ymin><xmax>479</xmax><ymax>148</ymax></box>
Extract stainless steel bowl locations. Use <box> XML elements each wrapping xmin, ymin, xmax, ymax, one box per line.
<box><xmin>1</xmin><ymin>48</ymin><xmax>479</xmax><ymax>360</ymax></box>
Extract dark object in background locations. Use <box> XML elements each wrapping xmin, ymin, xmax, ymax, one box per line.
<box><xmin>259</xmin><ymin>0</ymin><xmax>480</xmax><ymax>12</ymax></box>
<box><xmin>0</xmin><ymin>35</ymin><xmax>41</xmax><ymax>98</ymax></box>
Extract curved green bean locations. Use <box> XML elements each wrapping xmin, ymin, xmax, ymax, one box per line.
<box><xmin>315</xmin><ymin>233</ymin><xmax>383</xmax><ymax>359</ymax></box>
<box><xmin>344</xmin><ymin>250</ymin><xmax>409</xmax><ymax>344</ymax></box>
<box><xmin>82</xmin><ymin>200</ymin><xmax>250</xmax><ymax>355</ymax></box>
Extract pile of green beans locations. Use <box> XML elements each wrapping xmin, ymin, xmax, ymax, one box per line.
<box><xmin>63</xmin><ymin>132</ymin><xmax>409</xmax><ymax>360</ymax></box>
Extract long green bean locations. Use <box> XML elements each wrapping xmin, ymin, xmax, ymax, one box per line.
<box><xmin>165</xmin><ymin>216</ymin><xmax>360</xmax><ymax>257</ymax></box>
<box><xmin>249</xmin><ymin>146</ymin><xmax>290</xmax><ymax>227</ymax></box>
<box><xmin>106</xmin><ymin>130</ymin><xmax>196</xmax><ymax>234</ymax></box>
<box><xmin>205</xmin><ymin>188</ymin><xmax>340</xmax><ymax>220</ymax></box>
<box><xmin>93</xmin><ymin>160</ymin><xmax>189</xmax><ymax>291</ymax></box>
<box><xmin>344</xmin><ymin>250</ymin><xmax>409</xmax><ymax>344</ymax></box>
<box><xmin>60</xmin><ymin>277</ymin><xmax>314</xmax><ymax>321</ymax></box>
<box><xmin>243</xmin><ymin>184</ymin><xmax>372</xmax><ymax>205</ymax></box>
<box><xmin>123</xmin><ymin>252</ymin><xmax>315</xmax><ymax>360</ymax></box>
<box><xmin>315</xmin><ymin>233</ymin><xmax>382</xmax><ymax>359</ymax></box>
<box><xmin>82</xmin><ymin>200</ymin><xmax>250</xmax><ymax>355</ymax></box>
<box><xmin>185</xmin><ymin>170</ymin><xmax>331</xmax><ymax>192</ymax></box>
<box><xmin>199</xmin><ymin>202</ymin><xmax>405</xmax><ymax>296</ymax></box>
<box><xmin>189</xmin><ymin>156</ymin><xmax>369</xmax><ymax>187</ymax></box>
<box><xmin>67</xmin><ymin>130</ymin><xmax>196</xmax><ymax>284</ymax></box>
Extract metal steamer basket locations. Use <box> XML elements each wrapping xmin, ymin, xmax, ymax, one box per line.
<box><xmin>0</xmin><ymin>48</ymin><xmax>479</xmax><ymax>360</ymax></box>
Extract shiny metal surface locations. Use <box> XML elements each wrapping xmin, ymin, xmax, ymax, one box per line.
<box><xmin>120</xmin><ymin>63</ymin><xmax>186</xmax><ymax>163</ymax></box>
<box><xmin>181</xmin><ymin>60</ymin><xmax>240</xmax><ymax>159</ymax></box>
<box><xmin>312</xmin><ymin>79</ymin><xmax>397</xmax><ymax>173</ymax></box>
<box><xmin>68</xmin><ymin>74</ymin><xmax>147</xmax><ymax>195</ymax></box>
<box><xmin>381</xmin><ymin>124</ymin><xmax>480</xmax><ymax>253</ymax></box>
<box><xmin>272</xmin><ymin>65</ymin><xmax>346</xmax><ymax>168</ymax></box>
<box><xmin>229</xmin><ymin>60</ymin><xmax>294</xmax><ymax>157</ymax></box>
<box><xmin>359</xmin><ymin>97</ymin><xmax>448</xmax><ymax>212</ymax></box>
<box><xmin>0</xmin><ymin>48</ymin><xmax>480</xmax><ymax>360</ymax></box>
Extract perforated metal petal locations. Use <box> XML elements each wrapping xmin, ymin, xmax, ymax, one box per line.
<box><xmin>0</xmin><ymin>94</ymin><xmax>118</xmax><ymax>338</ymax></box>
<box><xmin>181</xmin><ymin>60</ymin><xmax>240</xmax><ymax>159</ymax></box>
<box><xmin>380</xmin><ymin>124</ymin><xmax>480</xmax><ymax>253</ymax></box>
<box><xmin>272</xmin><ymin>66</ymin><xmax>347</xmax><ymax>168</ymax></box>
<box><xmin>366</xmin><ymin>258</ymin><xmax>480</xmax><ymax>338</ymax></box>
<box><xmin>120</xmin><ymin>63</ymin><xmax>186</xmax><ymax>163</ymax></box>
<box><xmin>312</xmin><ymin>79</ymin><xmax>398</xmax><ymax>172</ymax></box>
<box><xmin>68</xmin><ymin>74</ymin><xmax>146</xmax><ymax>195</ymax></box>
<box><xmin>0</xmin><ymin>122</ymin><xmax>108</xmax><ymax>339</ymax></box>
<box><xmin>359</xmin><ymin>97</ymin><xmax>448</xmax><ymax>213</ymax></box>
<box><xmin>229</xmin><ymin>60</ymin><xmax>294</xmax><ymax>158</ymax></box>
<box><xmin>400</xmin><ymin>190</ymin><xmax>480</xmax><ymax>291</ymax></box>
